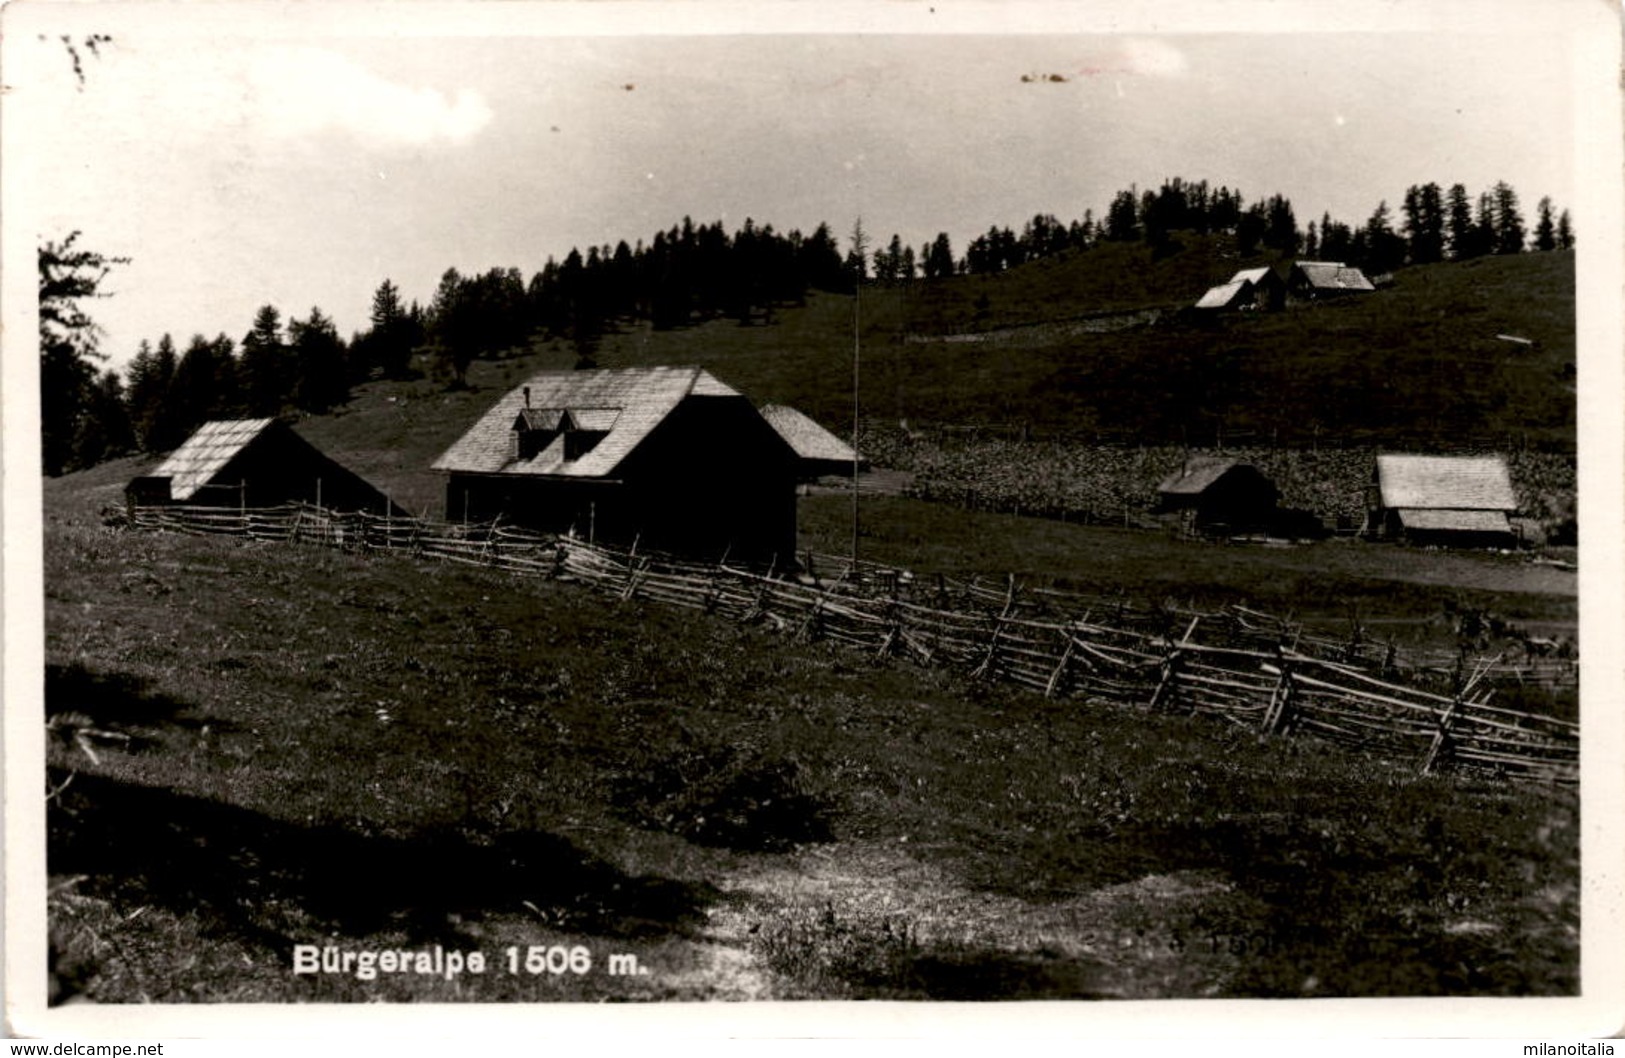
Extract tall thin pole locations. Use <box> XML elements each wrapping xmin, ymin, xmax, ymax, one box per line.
<box><xmin>851</xmin><ymin>277</ymin><xmax>860</xmax><ymax>568</ymax></box>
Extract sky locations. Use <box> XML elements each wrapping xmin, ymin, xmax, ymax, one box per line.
<box><xmin>4</xmin><ymin>2</ymin><xmax>1588</xmax><ymax>373</ymax></box>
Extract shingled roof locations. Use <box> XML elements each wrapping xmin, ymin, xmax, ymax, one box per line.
<box><xmin>1158</xmin><ymin>458</ymin><xmax>1247</xmax><ymax>496</ymax></box>
<box><xmin>147</xmin><ymin>418</ymin><xmax>277</xmax><ymax>500</ymax></box>
<box><xmin>759</xmin><ymin>404</ymin><xmax>858</xmax><ymax>465</ymax></box>
<box><xmin>1194</xmin><ymin>280</ymin><xmax>1249</xmax><ymax>310</ymax></box>
<box><xmin>432</xmin><ymin>366</ymin><xmax>741</xmax><ymax>478</ymax></box>
<box><xmin>1292</xmin><ymin>261</ymin><xmax>1376</xmax><ymax>292</ymax></box>
<box><xmin>1375</xmin><ymin>454</ymin><xmax>1517</xmax><ymax>511</ymax></box>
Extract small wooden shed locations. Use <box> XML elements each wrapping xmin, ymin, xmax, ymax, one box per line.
<box><xmin>1366</xmin><ymin>454</ymin><xmax>1518</xmax><ymax>547</ymax></box>
<box><xmin>125</xmin><ymin>418</ymin><xmax>403</xmax><ymax>515</ymax></box>
<box><xmin>1156</xmin><ymin>460</ymin><xmax>1280</xmax><ymax>535</ymax></box>
<box><xmin>432</xmin><ymin>366</ymin><xmax>798</xmax><ymax>565</ymax></box>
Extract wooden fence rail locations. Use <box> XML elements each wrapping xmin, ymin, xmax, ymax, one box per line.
<box><xmin>127</xmin><ymin>502</ymin><xmax>1578</xmax><ymax>784</ymax></box>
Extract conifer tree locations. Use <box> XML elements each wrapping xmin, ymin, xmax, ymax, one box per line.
<box><xmin>39</xmin><ymin>231</ymin><xmax>128</xmax><ymax>475</ymax></box>
<box><xmin>1446</xmin><ymin>183</ymin><xmax>1476</xmax><ymax>260</ymax></box>
<box><xmin>1492</xmin><ymin>181</ymin><xmax>1526</xmax><ymax>254</ymax></box>
<box><xmin>1533</xmin><ymin>196</ymin><xmax>1557</xmax><ymax>252</ymax></box>
<box><xmin>289</xmin><ymin>306</ymin><xmax>349</xmax><ymax>413</ymax></box>
<box><xmin>239</xmin><ymin>305</ymin><xmax>288</xmax><ymax>415</ymax></box>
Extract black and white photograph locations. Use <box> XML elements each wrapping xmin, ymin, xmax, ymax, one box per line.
<box><xmin>4</xmin><ymin>0</ymin><xmax>1622</xmax><ymax>1040</ymax></box>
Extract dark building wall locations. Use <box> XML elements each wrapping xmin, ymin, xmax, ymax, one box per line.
<box><xmin>446</xmin><ymin>473</ymin><xmax>619</xmax><ymax>536</ymax></box>
<box><xmin>1251</xmin><ymin>274</ymin><xmax>1287</xmax><ymax>311</ymax></box>
<box><xmin>217</xmin><ymin>431</ymin><xmax>399</xmax><ymax>514</ymax></box>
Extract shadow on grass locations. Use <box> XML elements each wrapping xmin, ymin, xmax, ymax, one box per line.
<box><xmin>1120</xmin><ymin>812</ymin><xmax>1580</xmax><ymax>997</ymax></box>
<box><xmin>49</xmin><ymin>770</ymin><xmax>718</xmax><ymax>955</ymax></box>
<box><xmin>45</xmin><ymin>662</ymin><xmax>219</xmax><ymax>731</ymax></box>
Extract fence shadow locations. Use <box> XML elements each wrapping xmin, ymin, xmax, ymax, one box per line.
<box><xmin>49</xmin><ymin>770</ymin><xmax>719</xmax><ymax>953</ymax></box>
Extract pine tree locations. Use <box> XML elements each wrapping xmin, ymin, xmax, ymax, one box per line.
<box><xmin>1403</xmin><ymin>183</ymin><xmax>1445</xmax><ymax>264</ymax></box>
<box><xmin>289</xmin><ymin>306</ymin><xmax>349</xmax><ymax>413</ymax></box>
<box><xmin>168</xmin><ymin>333</ymin><xmax>231</xmax><ymax>437</ymax></box>
<box><xmin>800</xmin><ymin>223</ymin><xmax>847</xmax><ymax>293</ymax></box>
<box><xmin>366</xmin><ymin>278</ymin><xmax>418</xmax><ymax>379</ymax></box>
<box><xmin>74</xmin><ymin>369</ymin><xmax>135</xmax><ymax>467</ymax></box>
<box><xmin>1362</xmin><ymin>200</ymin><xmax>1406</xmax><ymax>274</ymax></box>
<box><xmin>925</xmin><ymin>232</ymin><xmax>955</xmax><ymax>280</ymax></box>
<box><xmin>1492</xmin><ymin>181</ymin><xmax>1526</xmax><ymax>254</ymax></box>
<box><xmin>1557</xmin><ymin>209</ymin><xmax>1574</xmax><ymax>249</ymax></box>
<box><xmin>142</xmin><ymin>334</ymin><xmax>190</xmax><ymax>451</ymax></box>
<box><xmin>844</xmin><ymin>217</ymin><xmax>870</xmax><ymax>286</ymax></box>
<box><xmin>1105</xmin><ymin>189</ymin><xmax>1139</xmax><ymax>241</ymax></box>
<box><xmin>1262</xmin><ymin>194</ymin><xmax>1299</xmax><ymax>254</ymax></box>
<box><xmin>1446</xmin><ymin>183</ymin><xmax>1477</xmax><ymax>260</ymax></box>
<box><xmin>1471</xmin><ymin>191</ymin><xmax>1498</xmax><ymax>260</ymax></box>
<box><xmin>1533</xmin><ymin>196</ymin><xmax>1557</xmax><ymax>252</ymax></box>
<box><xmin>125</xmin><ymin>340</ymin><xmax>166</xmax><ymax>450</ymax></box>
<box><xmin>39</xmin><ymin>232</ymin><xmax>128</xmax><ymax>475</ymax></box>
<box><xmin>239</xmin><ymin>305</ymin><xmax>288</xmax><ymax>414</ymax></box>
<box><xmin>1234</xmin><ymin>202</ymin><xmax>1266</xmax><ymax>257</ymax></box>
<box><xmin>427</xmin><ymin>268</ymin><xmax>476</xmax><ymax>387</ymax></box>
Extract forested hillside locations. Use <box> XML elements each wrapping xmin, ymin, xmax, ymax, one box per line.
<box><xmin>41</xmin><ymin>176</ymin><xmax>1573</xmax><ymax>478</ymax></box>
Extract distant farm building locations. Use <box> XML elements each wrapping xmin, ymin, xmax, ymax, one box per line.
<box><xmin>1155</xmin><ymin>460</ymin><xmax>1280</xmax><ymax>535</ymax></box>
<box><xmin>1288</xmin><ymin>261</ymin><xmax>1376</xmax><ymax>300</ymax></box>
<box><xmin>432</xmin><ymin>366</ymin><xmax>798</xmax><ymax>564</ymax></box>
<box><xmin>1366</xmin><ymin>454</ymin><xmax>1518</xmax><ymax>547</ymax></box>
<box><xmin>1194</xmin><ymin>266</ymin><xmax>1287</xmax><ymax>312</ymax></box>
<box><xmin>759</xmin><ymin>404</ymin><xmax>865</xmax><ymax>481</ymax></box>
<box><xmin>125</xmin><ymin>418</ymin><xmax>403</xmax><ymax>515</ymax></box>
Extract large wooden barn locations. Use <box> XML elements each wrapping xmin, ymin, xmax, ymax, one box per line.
<box><xmin>125</xmin><ymin>418</ymin><xmax>402</xmax><ymax>515</ymax></box>
<box><xmin>1155</xmin><ymin>459</ymin><xmax>1280</xmax><ymax>535</ymax></box>
<box><xmin>432</xmin><ymin>366</ymin><xmax>799</xmax><ymax>564</ymax></box>
<box><xmin>1366</xmin><ymin>454</ymin><xmax>1518</xmax><ymax>547</ymax></box>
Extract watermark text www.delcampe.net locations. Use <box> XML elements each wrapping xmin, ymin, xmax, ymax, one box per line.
<box><xmin>10</xmin><ymin>1047</ymin><xmax>164</xmax><ymax>1056</ymax></box>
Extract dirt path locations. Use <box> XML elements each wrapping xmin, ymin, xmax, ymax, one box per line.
<box><xmin>698</xmin><ymin>842</ymin><xmax>1251</xmax><ymax>1000</ymax></box>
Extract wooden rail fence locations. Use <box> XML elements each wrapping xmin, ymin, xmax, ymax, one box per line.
<box><xmin>128</xmin><ymin>502</ymin><xmax>1579</xmax><ymax>784</ymax></box>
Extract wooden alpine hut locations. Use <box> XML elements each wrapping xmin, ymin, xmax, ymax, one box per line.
<box><xmin>1287</xmin><ymin>261</ymin><xmax>1376</xmax><ymax>300</ymax></box>
<box><xmin>1156</xmin><ymin>459</ymin><xmax>1280</xmax><ymax>536</ymax></box>
<box><xmin>1366</xmin><ymin>453</ymin><xmax>1519</xmax><ymax>547</ymax></box>
<box><xmin>1194</xmin><ymin>266</ymin><xmax>1287</xmax><ymax>312</ymax></box>
<box><xmin>432</xmin><ymin>366</ymin><xmax>798</xmax><ymax>565</ymax></box>
<box><xmin>124</xmin><ymin>418</ymin><xmax>403</xmax><ymax>515</ymax></box>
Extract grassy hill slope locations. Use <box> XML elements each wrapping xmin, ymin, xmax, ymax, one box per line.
<box><xmin>581</xmin><ymin>247</ymin><xmax>1576</xmax><ymax>448</ymax></box>
<box><xmin>40</xmin><ymin>484</ymin><xmax>1578</xmax><ymax>1001</ymax></box>
<box><xmin>96</xmin><ymin>246</ymin><xmax>1574</xmax><ymax>523</ymax></box>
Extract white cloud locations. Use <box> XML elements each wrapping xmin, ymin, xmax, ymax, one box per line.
<box><xmin>246</xmin><ymin>47</ymin><xmax>492</xmax><ymax>146</ymax></box>
<box><xmin>1117</xmin><ymin>39</ymin><xmax>1189</xmax><ymax>78</ymax></box>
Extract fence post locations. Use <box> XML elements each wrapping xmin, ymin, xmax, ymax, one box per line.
<box><xmin>1421</xmin><ymin>695</ymin><xmax>1463</xmax><ymax>775</ymax></box>
<box><xmin>1045</xmin><ymin>628</ymin><xmax>1077</xmax><ymax>699</ymax></box>
<box><xmin>620</xmin><ymin>555</ymin><xmax>646</xmax><ymax>601</ymax></box>
<box><xmin>1149</xmin><ymin>615</ymin><xmax>1199</xmax><ymax>712</ymax></box>
<box><xmin>796</xmin><ymin>597</ymin><xmax>823</xmax><ymax>642</ymax></box>
<box><xmin>1262</xmin><ymin>656</ymin><xmax>1296</xmax><ymax>734</ymax></box>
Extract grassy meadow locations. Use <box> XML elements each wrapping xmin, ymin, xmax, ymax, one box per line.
<box><xmin>40</xmin><ymin>461</ymin><xmax>1578</xmax><ymax>1002</ymax></box>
